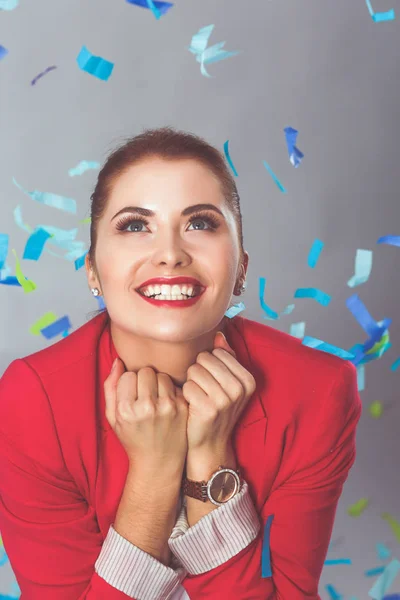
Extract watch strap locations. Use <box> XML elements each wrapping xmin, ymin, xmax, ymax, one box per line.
<box><xmin>182</xmin><ymin>466</ymin><xmax>242</xmax><ymax>503</ymax></box>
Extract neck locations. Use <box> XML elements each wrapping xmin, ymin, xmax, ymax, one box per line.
<box><xmin>109</xmin><ymin>317</ymin><xmax>229</xmax><ymax>388</ymax></box>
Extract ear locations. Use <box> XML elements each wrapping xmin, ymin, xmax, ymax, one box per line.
<box><xmin>241</xmin><ymin>251</ymin><xmax>249</xmax><ymax>280</ymax></box>
<box><xmin>85</xmin><ymin>253</ymin><xmax>99</xmax><ymax>290</ymax></box>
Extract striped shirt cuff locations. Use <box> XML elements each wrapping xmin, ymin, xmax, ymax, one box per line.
<box><xmin>95</xmin><ymin>524</ymin><xmax>187</xmax><ymax>600</ymax></box>
<box><xmin>168</xmin><ymin>480</ymin><xmax>261</xmax><ymax>575</ymax></box>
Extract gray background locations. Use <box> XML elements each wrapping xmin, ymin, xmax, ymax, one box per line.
<box><xmin>1</xmin><ymin>0</ymin><xmax>400</xmax><ymax>597</ymax></box>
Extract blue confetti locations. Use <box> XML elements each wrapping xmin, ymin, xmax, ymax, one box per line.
<box><xmin>125</xmin><ymin>0</ymin><xmax>173</xmax><ymax>17</ymax></box>
<box><xmin>68</xmin><ymin>161</ymin><xmax>100</xmax><ymax>177</ymax></box>
<box><xmin>284</xmin><ymin>126</ymin><xmax>304</xmax><ymax>167</ymax></box>
<box><xmin>308</xmin><ymin>239</ymin><xmax>324</xmax><ymax>268</ymax></box>
<box><xmin>377</xmin><ymin>235</ymin><xmax>400</xmax><ymax>247</ymax></box>
<box><xmin>262</xmin><ymin>160</ymin><xmax>287</xmax><ymax>193</ymax></box>
<box><xmin>294</xmin><ymin>287</ymin><xmax>331</xmax><ymax>306</ymax></box>
<box><xmin>40</xmin><ymin>316</ymin><xmax>72</xmax><ymax>339</ymax></box>
<box><xmin>365</xmin><ymin>0</ymin><xmax>395</xmax><ymax>22</ymax></box>
<box><xmin>223</xmin><ymin>140</ymin><xmax>238</xmax><ymax>176</ymax></box>
<box><xmin>76</xmin><ymin>46</ymin><xmax>114</xmax><ymax>81</ymax></box>
<box><xmin>0</xmin><ymin>45</ymin><xmax>9</xmax><ymax>61</ymax></box>
<box><xmin>0</xmin><ymin>233</ymin><xmax>9</xmax><ymax>270</ymax></box>
<box><xmin>224</xmin><ymin>302</ymin><xmax>245</xmax><ymax>319</ymax></box>
<box><xmin>23</xmin><ymin>228</ymin><xmax>52</xmax><ymax>261</ymax></box>
<box><xmin>0</xmin><ymin>0</ymin><xmax>19</xmax><ymax>8</ymax></box>
<box><xmin>261</xmin><ymin>514</ymin><xmax>274</xmax><ymax>578</ymax></box>
<box><xmin>13</xmin><ymin>178</ymin><xmax>77</xmax><ymax>214</ymax></box>
<box><xmin>302</xmin><ymin>336</ymin><xmax>355</xmax><ymax>360</ymax></box>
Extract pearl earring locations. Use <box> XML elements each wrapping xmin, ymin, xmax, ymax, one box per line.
<box><xmin>91</xmin><ymin>288</ymin><xmax>100</xmax><ymax>297</ymax></box>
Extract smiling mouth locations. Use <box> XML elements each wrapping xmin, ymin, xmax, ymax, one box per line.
<box><xmin>136</xmin><ymin>285</ymin><xmax>203</xmax><ymax>300</ymax></box>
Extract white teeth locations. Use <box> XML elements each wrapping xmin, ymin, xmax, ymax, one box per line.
<box><xmin>140</xmin><ymin>283</ymin><xmax>199</xmax><ymax>298</ymax></box>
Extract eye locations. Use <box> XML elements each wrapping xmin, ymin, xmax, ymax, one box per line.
<box><xmin>114</xmin><ymin>211</ymin><xmax>220</xmax><ymax>233</ymax></box>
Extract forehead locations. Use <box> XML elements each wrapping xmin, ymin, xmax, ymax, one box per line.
<box><xmin>107</xmin><ymin>157</ymin><xmax>226</xmax><ymax>209</ymax></box>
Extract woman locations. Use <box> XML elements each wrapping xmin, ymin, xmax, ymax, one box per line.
<box><xmin>0</xmin><ymin>127</ymin><xmax>362</xmax><ymax>600</ymax></box>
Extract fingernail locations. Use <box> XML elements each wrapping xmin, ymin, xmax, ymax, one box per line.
<box><xmin>111</xmin><ymin>357</ymin><xmax>118</xmax><ymax>371</ymax></box>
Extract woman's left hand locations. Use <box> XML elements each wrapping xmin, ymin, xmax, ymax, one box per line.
<box><xmin>182</xmin><ymin>331</ymin><xmax>256</xmax><ymax>453</ymax></box>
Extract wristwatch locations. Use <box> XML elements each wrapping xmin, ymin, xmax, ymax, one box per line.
<box><xmin>182</xmin><ymin>465</ymin><xmax>243</xmax><ymax>506</ymax></box>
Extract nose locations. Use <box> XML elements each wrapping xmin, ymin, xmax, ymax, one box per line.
<box><xmin>150</xmin><ymin>228</ymin><xmax>191</xmax><ymax>268</ymax></box>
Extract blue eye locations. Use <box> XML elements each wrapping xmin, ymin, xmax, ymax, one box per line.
<box><xmin>115</xmin><ymin>211</ymin><xmax>220</xmax><ymax>233</ymax></box>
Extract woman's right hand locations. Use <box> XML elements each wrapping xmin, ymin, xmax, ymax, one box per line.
<box><xmin>104</xmin><ymin>358</ymin><xmax>189</xmax><ymax>472</ymax></box>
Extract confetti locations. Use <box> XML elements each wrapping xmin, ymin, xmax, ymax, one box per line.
<box><xmin>324</xmin><ymin>558</ymin><xmax>352</xmax><ymax>565</ymax></box>
<box><xmin>31</xmin><ymin>65</ymin><xmax>57</xmax><ymax>86</ymax></box>
<box><xmin>40</xmin><ymin>315</ymin><xmax>72</xmax><ymax>339</ymax></box>
<box><xmin>0</xmin><ymin>45</ymin><xmax>8</xmax><ymax>61</ymax></box>
<box><xmin>377</xmin><ymin>235</ymin><xmax>400</xmax><ymax>247</ymax></box>
<box><xmin>223</xmin><ymin>140</ymin><xmax>238</xmax><ymax>176</ymax></box>
<box><xmin>68</xmin><ymin>160</ymin><xmax>100</xmax><ymax>176</ymax></box>
<box><xmin>11</xmin><ymin>249</ymin><xmax>37</xmax><ymax>293</ymax></box>
<box><xmin>188</xmin><ymin>25</ymin><xmax>239</xmax><ymax>77</ymax></box>
<box><xmin>23</xmin><ymin>228</ymin><xmax>52</xmax><ymax>261</ymax></box>
<box><xmin>290</xmin><ymin>321</ymin><xmax>305</xmax><ymax>338</ymax></box>
<box><xmin>307</xmin><ymin>239</ymin><xmax>324</xmax><ymax>268</ymax></box>
<box><xmin>347</xmin><ymin>498</ymin><xmax>369</xmax><ymax>517</ymax></box>
<box><xmin>347</xmin><ymin>249</ymin><xmax>373</xmax><ymax>287</ymax></box>
<box><xmin>29</xmin><ymin>312</ymin><xmax>58</xmax><ymax>336</ymax></box>
<box><xmin>376</xmin><ymin>543</ymin><xmax>392</xmax><ymax>561</ymax></box>
<box><xmin>13</xmin><ymin>177</ymin><xmax>77</xmax><ymax>214</ymax></box>
<box><xmin>0</xmin><ymin>0</ymin><xmax>19</xmax><ymax>8</ymax></box>
<box><xmin>381</xmin><ymin>514</ymin><xmax>400</xmax><ymax>544</ymax></box>
<box><xmin>294</xmin><ymin>287</ymin><xmax>331</xmax><ymax>306</ymax></box>
<box><xmin>284</xmin><ymin>127</ymin><xmax>304</xmax><ymax>167</ymax></box>
<box><xmin>368</xmin><ymin>558</ymin><xmax>400</xmax><ymax>599</ymax></box>
<box><xmin>76</xmin><ymin>46</ymin><xmax>114</xmax><ymax>81</ymax></box>
<box><xmin>365</xmin><ymin>0</ymin><xmax>395</xmax><ymax>22</ymax></box>
<box><xmin>261</xmin><ymin>514</ymin><xmax>274</xmax><ymax>578</ymax></box>
<box><xmin>262</xmin><ymin>160</ymin><xmax>287</xmax><ymax>193</ymax></box>
<box><xmin>302</xmin><ymin>337</ymin><xmax>354</xmax><ymax>359</ymax></box>
<box><xmin>0</xmin><ymin>233</ymin><xmax>9</xmax><ymax>270</ymax></box>
<box><xmin>225</xmin><ymin>302</ymin><xmax>245</xmax><ymax>319</ymax></box>
<box><xmin>125</xmin><ymin>0</ymin><xmax>173</xmax><ymax>18</ymax></box>
<box><xmin>369</xmin><ymin>401</ymin><xmax>383</xmax><ymax>418</ymax></box>
<box><xmin>390</xmin><ymin>357</ymin><xmax>400</xmax><ymax>371</ymax></box>
<box><xmin>259</xmin><ymin>277</ymin><xmax>294</xmax><ymax>320</ymax></box>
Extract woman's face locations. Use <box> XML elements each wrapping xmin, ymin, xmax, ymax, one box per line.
<box><xmin>87</xmin><ymin>156</ymin><xmax>248</xmax><ymax>342</ymax></box>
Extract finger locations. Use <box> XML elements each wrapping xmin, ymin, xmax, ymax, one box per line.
<box><xmin>182</xmin><ymin>378</ymin><xmax>214</xmax><ymax>414</ymax></box>
<box><xmin>211</xmin><ymin>348</ymin><xmax>256</xmax><ymax>398</ymax></box>
<box><xmin>186</xmin><ymin>362</ymin><xmax>230</xmax><ymax>409</ymax></box>
<box><xmin>137</xmin><ymin>367</ymin><xmax>158</xmax><ymax>404</ymax></box>
<box><xmin>104</xmin><ymin>357</ymin><xmax>126</xmax><ymax>428</ymax></box>
<box><xmin>196</xmin><ymin>352</ymin><xmax>244</xmax><ymax>402</ymax></box>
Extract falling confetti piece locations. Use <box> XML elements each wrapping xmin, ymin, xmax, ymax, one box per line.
<box><xmin>68</xmin><ymin>161</ymin><xmax>100</xmax><ymax>176</ymax></box>
<box><xmin>13</xmin><ymin>177</ymin><xmax>77</xmax><ymax>214</ymax></box>
<box><xmin>188</xmin><ymin>25</ymin><xmax>239</xmax><ymax>77</ymax></box>
<box><xmin>390</xmin><ymin>357</ymin><xmax>400</xmax><ymax>371</ymax></box>
<box><xmin>225</xmin><ymin>302</ymin><xmax>245</xmax><ymax>319</ymax></box>
<box><xmin>11</xmin><ymin>249</ymin><xmax>37</xmax><ymax>293</ymax></box>
<box><xmin>40</xmin><ymin>315</ymin><xmax>72</xmax><ymax>339</ymax></box>
<box><xmin>259</xmin><ymin>277</ymin><xmax>294</xmax><ymax>320</ymax></box>
<box><xmin>125</xmin><ymin>0</ymin><xmax>173</xmax><ymax>17</ymax></box>
<box><xmin>262</xmin><ymin>160</ymin><xmax>287</xmax><ymax>193</ymax></box>
<box><xmin>29</xmin><ymin>312</ymin><xmax>58</xmax><ymax>336</ymax></box>
<box><xmin>284</xmin><ymin>127</ymin><xmax>304</xmax><ymax>167</ymax></box>
<box><xmin>0</xmin><ymin>233</ymin><xmax>9</xmax><ymax>270</ymax></box>
<box><xmin>369</xmin><ymin>401</ymin><xmax>383</xmax><ymax>418</ymax></box>
<box><xmin>365</xmin><ymin>0</ymin><xmax>395</xmax><ymax>22</ymax></box>
<box><xmin>30</xmin><ymin>65</ymin><xmax>57</xmax><ymax>86</ymax></box>
<box><xmin>76</xmin><ymin>46</ymin><xmax>114</xmax><ymax>81</ymax></box>
<box><xmin>347</xmin><ymin>249</ymin><xmax>373</xmax><ymax>287</ymax></box>
<box><xmin>261</xmin><ymin>515</ymin><xmax>274</xmax><ymax>577</ymax></box>
<box><xmin>0</xmin><ymin>45</ymin><xmax>8</xmax><ymax>60</ymax></box>
<box><xmin>368</xmin><ymin>559</ymin><xmax>400</xmax><ymax>599</ymax></box>
<box><xmin>294</xmin><ymin>287</ymin><xmax>331</xmax><ymax>306</ymax></box>
<box><xmin>308</xmin><ymin>239</ymin><xmax>324</xmax><ymax>268</ymax></box>
<box><xmin>302</xmin><ymin>337</ymin><xmax>354</xmax><ymax>359</ymax></box>
<box><xmin>290</xmin><ymin>321</ymin><xmax>305</xmax><ymax>338</ymax></box>
<box><xmin>23</xmin><ymin>228</ymin><xmax>52</xmax><ymax>261</ymax></box>
<box><xmin>0</xmin><ymin>0</ymin><xmax>19</xmax><ymax>8</ymax></box>
<box><xmin>377</xmin><ymin>235</ymin><xmax>400</xmax><ymax>247</ymax></box>
<box><xmin>381</xmin><ymin>514</ymin><xmax>400</xmax><ymax>544</ymax></box>
<box><xmin>376</xmin><ymin>543</ymin><xmax>392</xmax><ymax>561</ymax></box>
<box><xmin>223</xmin><ymin>140</ymin><xmax>238</xmax><ymax>176</ymax></box>
<box><xmin>347</xmin><ymin>498</ymin><xmax>369</xmax><ymax>517</ymax></box>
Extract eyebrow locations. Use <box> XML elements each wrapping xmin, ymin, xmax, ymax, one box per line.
<box><xmin>111</xmin><ymin>203</ymin><xmax>224</xmax><ymax>222</ymax></box>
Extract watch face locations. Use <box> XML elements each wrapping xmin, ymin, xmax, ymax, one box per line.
<box><xmin>210</xmin><ymin>471</ymin><xmax>238</xmax><ymax>503</ymax></box>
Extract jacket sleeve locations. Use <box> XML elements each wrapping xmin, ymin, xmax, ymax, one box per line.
<box><xmin>168</xmin><ymin>480</ymin><xmax>261</xmax><ymax>574</ymax></box>
<box><xmin>0</xmin><ymin>359</ymin><xmax>186</xmax><ymax>600</ymax></box>
<box><xmin>263</xmin><ymin>360</ymin><xmax>362</xmax><ymax>599</ymax></box>
<box><xmin>175</xmin><ymin>360</ymin><xmax>362</xmax><ymax>600</ymax></box>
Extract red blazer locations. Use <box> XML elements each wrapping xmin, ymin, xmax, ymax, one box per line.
<box><xmin>0</xmin><ymin>310</ymin><xmax>362</xmax><ymax>599</ymax></box>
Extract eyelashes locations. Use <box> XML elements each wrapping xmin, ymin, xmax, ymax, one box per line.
<box><xmin>115</xmin><ymin>210</ymin><xmax>221</xmax><ymax>233</ymax></box>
